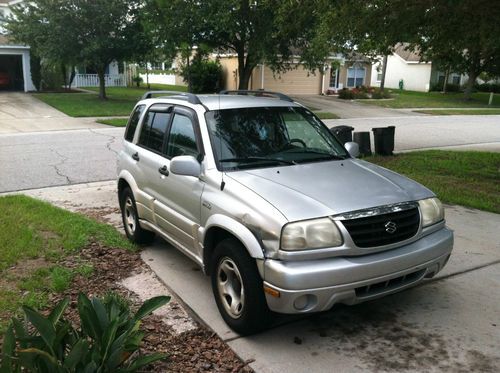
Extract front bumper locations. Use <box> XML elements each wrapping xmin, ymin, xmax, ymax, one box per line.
<box><xmin>263</xmin><ymin>227</ymin><xmax>453</xmax><ymax>314</ymax></box>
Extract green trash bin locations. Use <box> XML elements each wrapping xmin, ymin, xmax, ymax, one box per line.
<box><xmin>372</xmin><ymin>126</ymin><xmax>395</xmax><ymax>155</ymax></box>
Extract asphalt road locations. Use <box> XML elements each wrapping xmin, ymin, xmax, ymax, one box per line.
<box><xmin>324</xmin><ymin>114</ymin><xmax>500</xmax><ymax>152</ymax></box>
<box><xmin>0</xmin><ymin>127</ymin><xmax>124</xmax><ymax>192</ymax></box>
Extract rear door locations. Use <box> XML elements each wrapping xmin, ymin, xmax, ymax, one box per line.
<box><xmin>153</xmin><ymin>106</ymin><xmax>205</xmax><ymax>256</ymax></box>
<box><xmin>134</xmin><ymin>104</ymin><xmax>173</xmax><ymax>222</ymax></box>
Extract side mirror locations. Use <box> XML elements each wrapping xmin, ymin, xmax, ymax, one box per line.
<box><xmin>170</xmin><ymin>155</ymin><xmax>201</xmax><ymax>177</ymax></box>
<box><xmin>344</xmin><ymin>142</ymin><xmax>360</xmax><ymax>158</ymax></box>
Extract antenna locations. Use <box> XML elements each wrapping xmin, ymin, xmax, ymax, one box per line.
<box><xmin>218</xmin><ymin>92</ymin><xmax>225</xmax><ymax>191</ymax></box>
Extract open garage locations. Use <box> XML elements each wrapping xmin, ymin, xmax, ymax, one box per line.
<box><xmin>0</xmin><ymin>35</ymin><xmax>35</xmax><ymax>92</ymax></box>
<box><xmin>0</xmin><ymin>53</ymin><xmax>24</xmax><ymax>91</ymax></box>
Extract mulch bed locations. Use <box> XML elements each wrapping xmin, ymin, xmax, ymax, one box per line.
<box><xmin>48</xmin><ymin>242</ymin><xmax>253</xmax><ymax>372</ymax></box>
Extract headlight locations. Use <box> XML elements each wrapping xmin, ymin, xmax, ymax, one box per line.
<box><xmin>281</xmin><ymin>217</ymin><xmax>343</xmax><ymax>251</ymax></box>
<box><xmin>419</xmin><ymin>198</ymin><xmax>444</xmax><ymax>227</ymax></box>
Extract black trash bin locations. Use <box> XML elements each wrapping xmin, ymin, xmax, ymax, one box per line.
<box><xmin>330</xmin><ymin>125</ymin><xmax>354</xmax><ymax>145</ymax></box>
<box><xmin>353</xmin><ymin>131</ymin><xmax>372</xmax><ymax>156</ymax></box>
<box><xmin>372</xmin><ymin>126</ymin><xmax>395</xmax><ymax>155</ymax></box>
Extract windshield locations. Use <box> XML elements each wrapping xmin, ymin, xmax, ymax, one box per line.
<box><xmin>205</xmin><ymin>106</ymin><xmax>348</xmax><ymax>171</ymax></box>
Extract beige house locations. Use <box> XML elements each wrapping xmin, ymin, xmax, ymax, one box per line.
<box><xmin>217</xmin><ymin>54</ymin><xmax>372</xmax><ymax>95</ymax></box>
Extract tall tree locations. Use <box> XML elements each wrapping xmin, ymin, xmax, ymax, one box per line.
<box><xmin>5</xmin><ymin>0</ymin><xmax>149</xmax><ymax>99</ymax></box>
<box><xmin>411</xmin><ymin>0</ymin><xmax>500</xmax><ymax>99</ymax></box>
<box><xmin>148</xmin><ymin>0</ymin><xmax>330</xmax><ymax>90</ymax></box>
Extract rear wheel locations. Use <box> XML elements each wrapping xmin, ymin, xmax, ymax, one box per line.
<box><xmin>119</xmin><ymin>187</ymin><xmax>155</xmax><ymax>244</ymax></box>
<box><xmin>211</xmin><ymin>238</ymin><xmax>271</xmax><ymax>335</ymax></box>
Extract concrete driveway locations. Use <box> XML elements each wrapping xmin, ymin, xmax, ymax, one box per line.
<box><xmin>0</xmin><ymin>92</ymin><xmax>105</xmax><ymax>133</ymax></box>
<box><xmin>293</xmin><ymin>95</ymin><xmax>421</xmax><ymax>119</ymax></box>
<box><xmin>14</xmin><ymin>181</ymin><xmax>500</xmax><ymax>372</ymax></box>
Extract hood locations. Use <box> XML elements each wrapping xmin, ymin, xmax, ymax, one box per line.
<box><xmin>226</xmin><ymin>159</ymin><xmax>433</xmax><ymax>222</ymax></box>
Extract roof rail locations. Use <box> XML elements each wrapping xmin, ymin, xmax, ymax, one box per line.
<box><xmin>219</xmin><ymin>89</ymin><xmax>294</xmax><ymax>102</ymax></box>
<box><xmin>141</xmin><ymin>91</ymin><xmax>202</xmax><ymax>105</ymax></box>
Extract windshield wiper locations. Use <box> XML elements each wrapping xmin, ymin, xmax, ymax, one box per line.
<box><xmin>219</xmin><ymin>157</ymin><xmax>297</xmax><ymax>165</ymax></box>
<box><xmin>285</xmin><ymin>149</ymin><xmax>346</xmax><ymax>160</ymax></box>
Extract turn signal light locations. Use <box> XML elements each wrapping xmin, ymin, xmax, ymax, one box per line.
<box><xmin>263</xmin><ymin>286</ymin><xmax>280</xmax><ymax>298</ymax></box>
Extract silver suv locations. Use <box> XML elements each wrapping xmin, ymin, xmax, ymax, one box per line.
<box><xmin>117</xmin><ymin>90</ymin><xmax>453</xmax><ymax>335</ymax></box>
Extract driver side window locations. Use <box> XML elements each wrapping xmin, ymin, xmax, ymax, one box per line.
<box><xmin>166</xmin><ymin>114</ymin><xmax>199</xmax><ymax>158</ymax></box>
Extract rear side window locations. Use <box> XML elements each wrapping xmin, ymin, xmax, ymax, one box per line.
<box><xmin>125</xmin><ymin>105</ymin><xmax>145</xmax><ymax>142</ymax></box>
<box><xmin>138</xmin><ymin>112</ymin><xmax>171</xmax><ymax>153</ymax></box>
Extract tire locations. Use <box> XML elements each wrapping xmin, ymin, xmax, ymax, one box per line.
<box><xmin>119</xmin><ymin>187</ymin><xmax>155</xmax><ymax>244</ymax></box>
<box><xmin>210</xmin><ymin>238</ymin><xmax>271</xmax><ymax>335</ymax></box>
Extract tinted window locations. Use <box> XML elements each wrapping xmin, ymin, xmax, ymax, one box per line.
<box><xmin>138</xmin><ymin>112</ymin><xmax>171</xmax><ymax>153</ymax></box>
<box><xmin>149</xmin><ymin>113</ymin><xmax>170</xmax><ymax>152</ymax></box>
<box><xmin>166</xmin><ymin>114</ymin><xmax>198</xmax><ymax>158</ymax></box>
<box><xmin>125</xmin><ymin>105</ymin><xmax>145</xmax><ymax>142</ymax></box>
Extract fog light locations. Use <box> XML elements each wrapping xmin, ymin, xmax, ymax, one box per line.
<box><xmin>293</xmin><ymin>294</ymin><xmax>317</xmax><ymax>311</ymax></box>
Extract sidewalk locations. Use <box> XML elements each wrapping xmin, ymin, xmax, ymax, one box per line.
<box><xmin>6</xmin><ymin>181</ymin><xmax>500</xmax><ymax>373</ymax></box>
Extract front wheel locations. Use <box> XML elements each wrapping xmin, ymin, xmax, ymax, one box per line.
<box><xmin>119</xmin><ymin>187</ymin><xmax>155</xmax><ymax>244</ymax></box>
<box><xmin>211</xmin><ymin>238</ymin><xmax>271</xmax><ymax>335</ymax></box>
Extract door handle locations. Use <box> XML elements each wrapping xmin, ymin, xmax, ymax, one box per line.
<box><xmin>131</xmin><ymin>152</ymin><xmax>140</xmax><ymax>161</ymax></box>
<box><xmin>158</xmin><ymin>165</ymin><xmax>169</xmax><ymax>176</ymax></box>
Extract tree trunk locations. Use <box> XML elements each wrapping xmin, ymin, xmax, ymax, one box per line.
<box><xmin>97</xmin><ymin>66</ymin><xmax>107</xmax><ymax>100</ymax></box>
<box><xmin>146</xmin><ymin>65</ymin><xmax>150</xmax><ymax>89</ymax></box>
<box><xmin>238</xmin><ymin>66</ymin><xmax>253</xmax><ymax>90</ymax></box>
<box><xmin>68</xmin><ymin>66</ymin><xmax>76</xmax><ymax>91</ymax></box>
<box><xmin>380</xmin><ymin>54</ymin><xmax>388</xmax><ymax>92</ymax></box>
<box><xmin>463</xmin><ymin>69</ymin><xmax>478</xmax><ymax>100</ymax></box>
<box><xmin>61</xmin><ymin>63</ymin><xmax>68</xmax><ymax>90</ymax></box>
<box><xmin>237</xmin><ymin>50</ymin><xmax>255</xmax><ymax>90</ymax></box>
<box><xmin>442</xmin><ymin>67</ymin><xmax>450</xmax><ymax>93</ymax></box>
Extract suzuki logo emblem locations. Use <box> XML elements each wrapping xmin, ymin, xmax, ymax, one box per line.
<box><xmin>385</xmin><ymin>221</ymin><xmax>397</xmax><ymax>234</ymax></box>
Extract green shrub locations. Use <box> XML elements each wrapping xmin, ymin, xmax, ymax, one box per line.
<box><xmin>476</xmin><ymin>83</ymin><xmax>500</xmax><ymax>93</ymax></box>
<box><xmin>40</xmin><ymin>63</ymin><xmax>64</xmax><ymax>91</ymax></box>
<box><xmin>131</xmin><ymin>75</ymin><xmax>143</xmax><ymax>88</ymax></box>
<box><xmin>430</xmin><ymin>82</ymin><xmax>462</xmax><ymax>92</ymax></box>
<box><xmin>338</xmin><ymin>88</ymin><xmax>354</xmax><ymax>99</ymax></box>
<box><xmin>181</xmin><ymin>59</ymin><xmax>223</xmax><ymax>93</ymax></box>
<box><xmin>371</xmin><ymin>88</ymin><xmax>392</xmax><ymax>99</ymax></box>
<box><xmin>0</xmin><ymin>293</ymin><xmax>170</xmax><ymax>372</ymax></box>
<box><xmin>30</xmin><ymin>54</ymin><xmax>42</xmax><ymax>91</ymax></box>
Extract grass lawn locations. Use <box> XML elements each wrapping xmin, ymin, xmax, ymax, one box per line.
<box><xmin>314</xmin><ymin>112</ymin><xmax>340</xmax><ymax>120</ymax></box>
<box><xmin>0</xmin><ymin>195</ymin><xmax>134</xmax><ymax>333</ymax></box>
<box><xmin>414</xmin><ymin>109</ymin><xmax>500</xmax><ymax>115</ymax></box>
<box><xmin>33</xmin><ymin>83</ymin><xmax>187</xmax><ymax>117</ymax></box>
<box><xmin>97</xmin><ymin>118</ymin><xmax>129</xmax><ymax>127</ymax></box>
<box><xmin>364</xmin><ymin>90</ymin><xmax>500</xmax><ymax>108</ymax></box>
<box><xmin>367</xmin><ymin>150</ymin><xmax>500</xmax><ymax>214</ymax></box>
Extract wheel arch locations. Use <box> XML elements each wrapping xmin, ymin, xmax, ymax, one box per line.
<box><xmin>201</xmin><ymin>214</ymin><xmax>265</xmax><ymax>275</ymax></box>
<box><xmin>117</xmin><ymin>170</ymin><xmax>139</xmax><ymax>200</ymax></box>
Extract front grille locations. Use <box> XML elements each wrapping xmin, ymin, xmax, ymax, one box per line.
<box><xmin>355</xmin><ymin>269</ymin><xmax>425</xmax><ymax>298</ymax></box>
<box><xmin>341</xmin><ymin>207</ymin><xmax>420</xmax><ymax>248</ymax></box>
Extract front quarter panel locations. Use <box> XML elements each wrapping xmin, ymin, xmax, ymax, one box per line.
<box><xmin>200</xmin><ymin>169</ymin><xmax>288</xmax><ymax>259</ymax></box>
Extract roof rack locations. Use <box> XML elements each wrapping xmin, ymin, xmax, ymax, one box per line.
<box><xmin>141</xmin><ymin>91</ymin><xmax>202</xmax><ymax>105</ymax></box>
<box><xmin>219</xmin><ymin>89</ymin><xmax>294</xmax><ymax>102</ymax></box>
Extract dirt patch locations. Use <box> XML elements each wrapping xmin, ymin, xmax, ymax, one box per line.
<box><xmin>76</xmin><ymin>207</ymin><xmax>122</xmax><ymax>227</ymax></box>
<box><xmin>46</xmin><ymin>242</ymin><xmax>252</xmax><ymax>372</ymax></box>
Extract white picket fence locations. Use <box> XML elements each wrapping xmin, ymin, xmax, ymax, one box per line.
<box><xmin>139</xmin><ymin>72</ymin><xmax>177</xmax><ymax>85</ymax></box>
<box><xmin>74</xmin><ymin>74</ymin><xmax>126</xmax><ymax>88</ymax></box>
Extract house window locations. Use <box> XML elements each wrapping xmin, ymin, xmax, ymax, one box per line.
<box><xmin>347</xmin><ymin>67</ymin><xmax>365</xmax><ymax>87</ymax></box>
<box><xmin>451</xmin><ymin>74</ymin><xmax>460</xmax><ymax>85</ymax></box>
